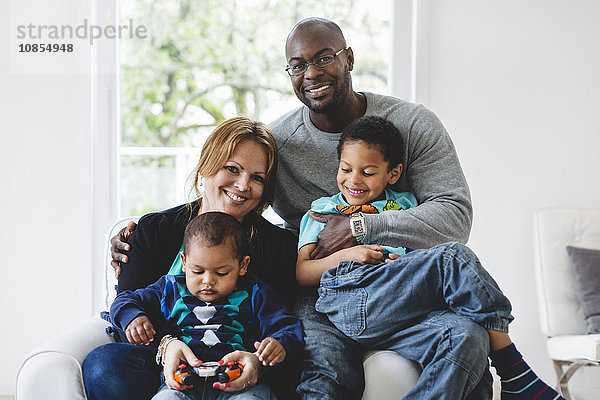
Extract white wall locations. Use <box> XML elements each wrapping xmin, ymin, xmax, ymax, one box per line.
<box><xmin>0</xmin><ymin>0</ymin><xmax>96</xmax><ymax>395</ymax></box>
<box><xmin>420</xmin><ymin>0</ymin><xmax>600</xmax><ymax>397</ymax></box>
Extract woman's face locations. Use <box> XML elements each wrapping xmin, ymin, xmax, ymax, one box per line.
<box><xmin>200</xmin><ymin>140</ymin><xmax>268</xmax><ymax>221</ymax></box>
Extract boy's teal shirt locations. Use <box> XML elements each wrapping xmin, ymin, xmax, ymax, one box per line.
<box><xmin>298</xmin><ymin>188</ymin><xmax>418</xmax><ymax>255</ymax></box>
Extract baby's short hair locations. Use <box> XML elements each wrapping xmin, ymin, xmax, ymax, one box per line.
<box><xmin>183</xmin><ymin>212</ymin><xmax>248</xmax><ymax>261</ymax></box>
<box><xmin>337</xmin><ymin>116</ymin><xmax>405</xmax><ymax>170</ymax></box>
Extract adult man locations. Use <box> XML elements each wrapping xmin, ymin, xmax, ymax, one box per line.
<box><xmin>112</xmin><ymin>17</ymin><xmax>490</xmax><ymax>400</ymax></box>
<box><xmin>269</xmin><ymin>18</ymin><xmax>490</xmax><ymax>400</ymax></box>
<box><xmin>271</xmin><ymin>18</ymin><xmax>472</xmax><ymax>247</ymax></box>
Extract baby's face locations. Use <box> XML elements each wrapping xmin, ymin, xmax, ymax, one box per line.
<box><xmin>337</xmin><ymin>140</ymin><xmax>401</xmax><ymax>205</ymax></box>
<box><xmin>181</xmin><ymin>239</ymin><xmax>249</xmax><ymax>303</ymax></box>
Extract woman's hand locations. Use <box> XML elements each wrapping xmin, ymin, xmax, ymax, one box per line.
<box><xmin>163</xmin><ymin>340</ymin><xmax>202</xmax><ymax>391</ymax></box>
<box><xmin>212</xmin><ymin>351</ymin><xmax>261</xmax><ymax>392</ymax></box>
<box><xmin>110</xmin><ymin>221</ymin><xmax>137</xmax><ymax>277</ymax></box>
<box><xmin>125</xmin><ymin>315</ymin><xmax>155</xmax><ymax>345</ymax></box>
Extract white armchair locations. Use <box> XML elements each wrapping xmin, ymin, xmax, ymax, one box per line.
<box><xmin>15</xmin><ymin>217</ymin><xmax>422</xmax><ymax>399</ymax></box>
<box><xmin>15</xmin><ymin>217</ymin><xmax>135</xmax><ymax>400</ymax></box>
<box><xmin>533</xmin><ymin>208</ymin><xmax>600</xmax><ymax>399</ymax></box>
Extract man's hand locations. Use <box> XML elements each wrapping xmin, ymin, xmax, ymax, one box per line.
<box><xmin>309</xmin><ymin>212</ymin><xmax>356</xmax><ymax>260</ymax></box>
<box><xmin>110</xmin><ymin>221</ymin><xmax>137</xmax><ymax>277</ymax></box>
<box><xmin>254</xmin><ymin>337</ymin><xmax>286</xmax><ymax>367</ymax></box>
<box><xmin>125</xmin><ymin>315</ymin><xmax>156</xmax><ymax>345</ymax></box>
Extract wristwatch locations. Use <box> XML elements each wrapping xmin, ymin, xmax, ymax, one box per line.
<box><xmin>350</xmin><ymin>212</ymin><xmax>366</xmax><ymax>244</ymax></box>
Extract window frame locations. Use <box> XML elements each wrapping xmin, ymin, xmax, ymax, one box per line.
<box><xmin>92</xmin><ymin>0</ymin><xmax>429</xmax><ymax>311</ymax></box>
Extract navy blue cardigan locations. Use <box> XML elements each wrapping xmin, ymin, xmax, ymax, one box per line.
<box><xmin>117</xmin><ymin>202</ymin><xmax>299</xmax><ymax>309</ymax></box>
<box><xmin>112</xmin><ymin>272</ymin><xmax>303</xmax><ymax>364</ymax></box>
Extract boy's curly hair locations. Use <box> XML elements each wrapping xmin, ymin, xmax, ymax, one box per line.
<box><xmin>337</xmin><ymin>116</ymin><xmax>405</xmax><ymax>170</ymax></box>
<box><xmin>183</xmin><ymin>211</ymin><xmax>249</xmax><ymax>261</ymax></box>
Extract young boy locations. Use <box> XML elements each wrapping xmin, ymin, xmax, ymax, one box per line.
<box><xmin>111</xmin><ymin>211</ymin><xmax>303</xmax><ymax>400</ymax></box>
<box><xmin>296</xmin><ymin>116</ymin><xmax>564</xmax><ymax>400</ymax></box>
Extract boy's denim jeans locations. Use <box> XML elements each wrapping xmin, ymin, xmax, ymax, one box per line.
<box><xmin>317</xmin><ymin>242</ymin><xmax>513</xmax><ymax>337</ymax></box>
<box><xmin>313</xmin><ymin>241</ymin><xmax>510</xmax><ymax>399</ymax></box>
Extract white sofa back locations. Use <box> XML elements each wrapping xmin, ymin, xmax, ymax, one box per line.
<box><xmin>103</xmin><ymin>217</ymin><xmax>140</xmax><ymax>309</ymax></box>
<box><xmin>533</xmin><ymin>208</ymin><xmax>600</xmax><ymax>336</ymax></box>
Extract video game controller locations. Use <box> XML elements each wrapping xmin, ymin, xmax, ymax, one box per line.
<box><xmin>216</xmin><ymin>361</ymin><xmax>244</xmax><ymax>383</ymax></box>
<box><xmin>174</xmin><ymin>361</ymin><xmax>244</xmax><ymax>386</ymax></box>
<box><xmin>174</xmin><ymin>361</ymin><xmax>220</xmax><ymax>386</ymax></box>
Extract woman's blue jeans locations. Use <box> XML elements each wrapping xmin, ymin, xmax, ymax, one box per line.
<box><xmin>83</xmin><ymin>342</ymin><xmax>298</xmax><ymax>400</ymax></box>
<box><xmin>314</xmin><ymin>242</ymin><xmax>511</xmax><ymax>399</ymax></box>
<box><xmin>83</xmin><ymin>342</ymin><xmax>161</xmax><ymax>400</ymax></box>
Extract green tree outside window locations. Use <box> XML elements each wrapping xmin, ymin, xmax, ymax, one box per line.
<box><xmin>120</xmin><ymin>0</ymin><xmax>391</xmax><ymax>217</ymax></box>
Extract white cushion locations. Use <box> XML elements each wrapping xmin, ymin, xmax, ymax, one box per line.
<box><xmin>103</xmin><ymin>217</ymin><xmax>140</xmax><ymax>309</ymax></box>
<box><xmin>546</xmin><ymin>334</ymin><xmax>600</xmax><ymax>361</ymax></box>
<box><xmin>533</xmin><ymin>209</ymin><xmax>600</xmax><ymax>336</ymax></box>
<box><xmin>16</xmin><ymin>315</ymin><xmax>113</xmax><ymax>400</ymax></box>
<box><xmin>362</xmin><ymin>350</ymin><xmax>421</xmax><ymax>399</ymax></box>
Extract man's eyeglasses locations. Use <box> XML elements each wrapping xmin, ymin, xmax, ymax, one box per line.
<box><xmin>285</xmin><ymin>48</ymin><xmax>348</xmax><ymax>76</ymax></box>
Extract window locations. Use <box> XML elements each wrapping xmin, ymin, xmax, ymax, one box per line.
<box><xmin>118</xmin><ymin>0</ymin><xmax>392</xmax><ymax>217</ymax></box>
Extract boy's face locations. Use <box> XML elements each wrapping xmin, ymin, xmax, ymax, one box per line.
<box><xmin>181</xmin><ymin>239</ymin><xmax>250</xmax><ymax>303</ymax></box>
<box><xmin>337</xmin><ymin>140</ymin><xmax>402</xmax><ymax>206</ymax></box>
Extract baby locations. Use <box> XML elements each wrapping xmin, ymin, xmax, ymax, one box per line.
<box><xmin>111</xmin><ymin>211</ymin><xmax>303</xmax><ymax>400</ymax></box>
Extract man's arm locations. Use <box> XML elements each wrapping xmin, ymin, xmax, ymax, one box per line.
<box><xmin>365</xmin><ymin>106</ymin><xmax>472</xmax><ymax>250</ymax></box>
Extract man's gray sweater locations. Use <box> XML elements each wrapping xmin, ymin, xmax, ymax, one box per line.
<box><xmin>269</xmin><ymin>91</ymin><xmax>472</xmax><ymax>250</ymax></box>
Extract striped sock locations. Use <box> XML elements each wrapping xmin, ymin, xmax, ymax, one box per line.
<box><xmin>490</xmin><ymin>344</ymin><xmax>565</xmax><ymax>400</ymax></box>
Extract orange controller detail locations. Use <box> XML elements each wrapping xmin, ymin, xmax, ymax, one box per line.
<box><xmin>174</xmin><ymin>361</ymin><xmax>244</xmax><ymax>386</ymax></box>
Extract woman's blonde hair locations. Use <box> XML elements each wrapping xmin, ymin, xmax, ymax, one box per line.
<box><xmin>188</xmin><ymin>116</ymin><xmax>278</xmax><ymax>215</ymax></box>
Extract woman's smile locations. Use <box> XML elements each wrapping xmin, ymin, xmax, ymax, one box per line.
<box><xmin>223</xmin><ymin>189</ymin><xmax>248</xmax><ymax>203</ymax></box>
<box><xmin>201</xmin><ymin>139</ymin><xmax>268</xmax><ymax>221</ymax></box>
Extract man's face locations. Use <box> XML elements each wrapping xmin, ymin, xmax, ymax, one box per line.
<box><xmin>285</xmin><ymin>24</ymin><xmax>353</xmax><ymax>114</ymax></box>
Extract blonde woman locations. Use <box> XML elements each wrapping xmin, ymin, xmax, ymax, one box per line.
<box><xmin>84</xmin><ymin>117</ymin><xmax>299</xmax><ymax>400</ymax></box>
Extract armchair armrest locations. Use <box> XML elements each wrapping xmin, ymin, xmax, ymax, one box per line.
<box><xmin>361</xmin><ymin>350</ymin><xmax>501</xmax><ymax>399</ymax></box>
<box><xmin>16</xmin><ymin>315</ymin><xmax>114</xmax><ymax>400</ymax></box>
<box><xmin>362</xmin><ymin>350</ymin><xmax>421</xmax><ymax>399</ymax></box>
